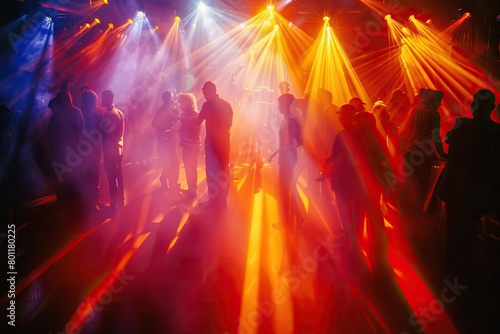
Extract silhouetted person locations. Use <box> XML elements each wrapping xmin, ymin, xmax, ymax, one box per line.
<box><xmin>438</xmin><ymin>89</ymin><xmax>500</xmax><ymax>333</ymax></box>
<box><xmin>80</xmin><ymin>91</ymin><xmax>103</xmax><ymax>211</ymax></box>
<box><xmin>101</xmin><ymin>90</ymin><xmax>125</xmax><ymax>214</ymax></box>
<box><xmin>400</xmin><ymin>89</ymin><xmax>447</xmax><ymax>215</ymax></box>
<box><xmin>270</xmin><ymin>83</ymin><xmax>303</xmax><ymax>229</ymax></box>
<box><xmin>151</xmin><ymin>91</ymin><xmax>180</xmax><ymax>196</ymax></box>
<box><xmin>47</xmin><ymin>91</ymin><xmax>85</xmax><ymax>212</ymax></box>
<box><xmin>198</xmin><ymin>81</ymin><xmax>233</xmax><ymax>208</ymax></box>
<box><xmin>386</xmin><ymin>88</ymin><xmax>411</xmax><ymax>152</ymax></box>
<box><xmin>177</xmin><ymin>93</ymin><xmax>201</xmax><ymax>199</ymax></box>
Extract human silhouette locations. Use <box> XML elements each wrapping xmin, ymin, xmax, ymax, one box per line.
<box><xmin>80</xmin><ymin>90</ymin><xmax>103</xmax><ymax>211</ymax></box>
<box><xmin>47</xmin><ymin>90</ymin><xmax>85</xmax><ymax>213</ymax></box>
<box><xmin>177</xmin><ymin>93</ymin><xmax>201</xmax><ymax>199</ymax></box>
<box><xmin>101</xmin><ymin>90</ymin><xmax>125</xmax><ymax>214</ymax></box>
<box><xmin>151</xmin><ymin>91</ymin><xmax>180</xmax><ymax>196</ymax></box>
<box><xmin>197</xmin><ymin>81</ymin><xmax>233</xmax><ymax>208</ymax></box>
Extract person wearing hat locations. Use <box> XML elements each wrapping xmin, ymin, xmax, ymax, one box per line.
<box><xmin>197</xmin><ymin>81</ymin><xmax>233</xmax><ymax>208</ymax></box>
<box><xmin>349</xmin><ymin>97</ymin><xmax>366</xmax><ymax>113</ymax></box>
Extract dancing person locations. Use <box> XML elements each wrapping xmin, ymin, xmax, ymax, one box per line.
<box><xmin>80</xmin><ymin>90</ymin><xmax>103</xmax><ymax>211</ymax></box>
<box><xmin>47</xmin><ymin>91</ymin><xmax>85</xmax><ymax>213</ymax></box>
<box><xmin>177</xmin><ymin>93</ymin><xmax>201</xmax><ymax>199</ymax></box>
<box><xmin>151</xmin><ymin>91</ymin><xmax>180</xmax><ymax>196</ymax></box>
<box><xmin>101</xmin><ymin>90</ymin><xmax>125</xmax><ymax>214</ymax></box>
<box><xmin>198</xmin><ymin>81</ymin><xmax>233</xmax><ymax>208</ymax></box>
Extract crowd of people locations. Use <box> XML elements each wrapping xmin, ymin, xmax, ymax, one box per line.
<box><xmin>1</xmin><ymin>74</ymin><xmax>500</xmax><ymax>331</ymax></box>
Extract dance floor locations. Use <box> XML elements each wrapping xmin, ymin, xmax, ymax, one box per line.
<box><xmin>5</xmin><ymin>157</ymin><xmax>492</xmax><ymax>334</ymax></box>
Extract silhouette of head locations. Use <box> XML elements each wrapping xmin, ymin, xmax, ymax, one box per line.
<box><xmin>279</xmin><ymin>81</ymin><xmax>290</xmax><ymax>95</ymax></box>
<box><xmin>418</xmin><ymin>89</ymin><xmax>443</xmax><ymax>110</ymax></box>
<box><xmin>55</xmin><ymin>90</ymin><xmax>73</xmax><ymax>109</ymax></box>
<box><xmin>471</xmin><ymin>89</ymin><xmax>495</xmax><ymax>119</ymax></box>
<box><xmin>355</xmin><ymin>111</ymin><xmax>376</xmax><ymax>132</ymax></box>
<box><xmin>318</xmin><ymin>88</ymin><xmax>333</xmax><ymax>105</ymax></box>
<box><xmin>349</xmin><ymin>97</ymin><xmax>366</xmax><ymax>112</ymax></box>
<box><xmin>162</xmin><ymin>91</ymin><xmax>173</xmax><ymax>104</ymax></box>
<box><xmin>81</xmin><ymin>86</ymin><xmax>91</xmax><ymax>94</ymax></box>
<box><xmin>177</xmin><ymin>93</ymin><xmax>197</xmax><ymax>111</ymax></box>
<box><xmin>372</xmin><ymin>100</ymin><xmax>390</xmax><ymax>121</ymax></box>
<box><xmin>101</xmin><ymin>90</ymin><xmax>115</xmax><ymax>109</ymax></box>
<box><xmin>82</xmin><ymin>91</ymin><xmax>98</xmax><ymax>107</ymax></box>
<box><xmin>338</xmin><ymin>104</ymin><xmax>357</xmax><ymax>129</ymax></box>
<box><xmin>202</xmin><ymin>81</ymin><xmax>217</xmax><ymax>100</ymax></box>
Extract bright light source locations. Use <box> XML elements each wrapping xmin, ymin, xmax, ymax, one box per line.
<box><xmin>323</xmin><ymin>16</ymin><xmax>330</xmax><ymax>22</ymax></box>
<box><xmin>409</xmin><ymin>15</ymin><xmax>415</xmax><ymax>22</ymax></box>
<box><xmin>240</xmin><ymin>23</ymin><xmax>245</xmax><ymax>29</ymax></box>
<box><xmin>464</xmin><ymin>12</ymin><xmax>471</xmax><ymax>19</ymax></box>
<box><xmin>44</xmin><ymin>16</ymin><xmax>52</xmax><ymax>24</ymax></box>
<box><xmin>103</xmin><ymin>0</ymin><xmax>108</xmax><ymax>4</ymax></box>
<box><xmin>263</xmin><ymin>19</ymin><xmax>271</xmax><ymax>27</ymax></box>
<box><xmin>274</xmin><ymin>24</ymin><xmax>279</xmax><ymax>31</ymax></box>
<box><xmin>426</xmin><ymin>19</ymin><xmax>432</xmax><ymax>24</ymax></box>
<box><xmin>402</xmin><ymin>27</ymin><xmax>410</xmax><ymax>35</ymax></box>
<box><xmin>154</xmin><ymin>25</ymin><xmax>159</xmax><ymax>31</ymax></box>
<box><xmin>108</xmin><ymin>23</ymin><xmax>114</xmax><ymax>29</ymax></box>
<box><xmin>127</xmin><ymin>18</ymin><xmax>133</xmax><ymax>25</ymax></box>
<box><xmin>384</xmin><ymin>14</ymin><xmax>391</xmax><ymax>21</ymax></box>
<box><xmin>137</xmin><ymin>11</ymin><xmax>146</xmax><ymax>18</ymax></box>
<box><xmin>198</xmin><ymin>2</ymin><xmax>207</xmax><ymax>12</ymax></box>
<box><xmin>267</xmin><ymin>5</ymin><xmax>274</xmax><ymax>11</ymax></box>
<box><xmin>175</xmin><ymin>16</ymin><xmax>181</xmax><ymax>22</ymax></box>
<box><xmin>94</xmin><ymin>18</ymin><xmax>100</xmax><ymax>24</ymax></box>
<box><xmin>85</xmin><ymin>23</ymin><xmax>90</xmax><ymax>28</ymax></box>
<box><xmin>288</xmin><ymin>22</ymin><xmax>293</xmax><ymax>28</ymax></box>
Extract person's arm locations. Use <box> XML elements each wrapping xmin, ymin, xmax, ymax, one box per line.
<box><xmin>433</xmin><ymin>112</ymin><xmax>448</xmax><ymax>158</ymax></box>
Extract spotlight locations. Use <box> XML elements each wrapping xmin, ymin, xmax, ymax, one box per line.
<box><xmin>154</xmin><ymin>25</ymin><xmax>159</xmax><ymax>31</ymax></box>
<box><xmin>137</xmin><ymin>11</ymin><xmax>146</xmax><ymax>19</ymax></box>
<box><xmin>108</xmin><ymin>23</ymin><xmax>114</xmax><ymax>29</ymax></box>
<box><xmin>127</xmin><ymin>18</ymin><xmax>133</xmax><ymax>25</ymax></box>
<box><xmin>288</xmin><ymin>22</ymin><xmax>293</xmax><ymax>28</ymax></box>
<box><xmin>409</xmin><ymin>15</ymin><xmax>415</xmax><ymax>22</ymax></box>
<box><xmin>323</xmin><ymin>16</ymin><xmax>330</xmax><ymax>22</ymax></box>
<box><xmin>274</xmin><ymin>24</ymin><xmax>279</xmax><ymax>31</ymax></box>
<box><xmin>464</xmin><ymin>12</ymin><xmax>471</xmax><ymax>19</ymax></box>
<box><xmin>103</xmin><ymin>0</ymin><xmax>108</xmax><ymax>4</ymax></box>
<box><xmin>426</xmin><ymin>19</ymin><xmax>432</xmax><ymax>24</ymax></box>
<box><xmin>175</xmin><ymin>16</ymin><xmax>181</xmax><ymax>22</ymax></box>
<box><xmin>44</xmin><ymin>16</ymin><xmax>52</xmax><ymax>24</ymax></box>
<box><xmin>384</xmin><ymin>14</ymin><xmax>391</xmax><ymax>21</ymax></box>
<box><xmin>94</xmin><ymin>18</ymin><xmax>100</xmax><ymax>24</ymax></box>
<box><xmin>240</xmin><ymin>23</ymin><xmax>245</xmax><ymax>29</ymax></box>
<box><xmin>85</xmin><ymin>23</ymin><xmax>90</xmax><ymax>28</ymax></box>
<box><xmin>198</xmin><ymin>2</ymin><xmax>207</xmax><ymax>12</ymax></box>
<box><xmin>267</xmin><ymin>5</ymin><xmax>274</xmax><ymax>11</ymax></box>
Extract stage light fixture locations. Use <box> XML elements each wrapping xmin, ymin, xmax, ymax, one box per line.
<box><xmin>137</xmin><ymin>11</ymin><xmax>146</xmax><ymax>19</ymax></box>
<box><xmin>288</xmin><ymin>22</ymin><xmax>293</xmax><ymax>28</ymax></box>
<box><xmin>108</xmin><ymin>23</ymin><xmax>114</xmax><ymax>29</ymax></box>
<box><xmin>464</xmin><ymin>12</ymin><xmax>471</xmax><ymax>19</ymax></box>
<box><xmin>175</xmin><ymin>16</ymin><xmax>181</xmax><ymax>22</ymax></box>
<box><xmin>104</xmin><ymin>0</ymin><xmax>108</xmax><ymax>4</ymax></box>
<box><xmin>94</xmin><ymin>18</ymin><xmax>100</xmax><ymax>24</ymax></box>
<box><xmin>85</xmin><ymin>23</ymin><xmax>90</xmax><ymax>28</ymax></box>
<box><xmin>323</xmin><ymin>16</ymin><xmax>330</xmax><ymax>22</ymax></box>
<box><xmin>127</xmin><ymin>18</ymin><xmax>133</xmax><ymax>25</ymax></box>
<box><xmin>426</xmin><ymin>19</ymin><xmax>432</xmax><ymax>24</ymax></box>
<box><xmin>240</xmin><ymin>23</ymin><xmax>245</xmax><ymax>29</ymax></box>
<box><xmin>154</xmin><ymin>25</ymin><xmax>159</xmax><ymax>31</ymax></box>
<box><xmin>409</xmin><ymin>15</ymin><xmax>415</xmax><ymax>22</ymax></box>
<box><xmin>267</xmin><ymin>5</ymin><xmax>274</xmax><ymax>11</ymax></box>
<box><xmin>384</xmin><ymin>14</ymin><xmax>391</xmax><ymax>21</ymax></box>
<box><xmin>44</xmin><ymin>16</ymin><xmax>52</xmax><ymax>24</ymax></box>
